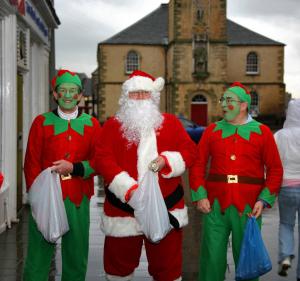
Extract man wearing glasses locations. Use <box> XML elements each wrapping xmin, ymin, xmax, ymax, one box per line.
<box><xmin>23</xmin><ymin>69</ymin><xmax>101</xmax><ymax>281</ymax></box>
<box><xmin>189</xmin><ymin>82</ymin><xmax>283</xmax><ymax>281</ymax></box>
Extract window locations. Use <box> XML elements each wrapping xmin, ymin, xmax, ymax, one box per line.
<box><xmin>196</xmin><ymin>9</ymin><xmax>204</xmax><ymax>21</ymax></box>
<box><xmin>246</xmin><ymin>52</ymin><xmax>258</xmax><ymax>74</ymax></box>
<box><xmin>250</xmin><ymin>91</ymin><xmax>259</xmax><ymax>117</ymax></box>
<box><xmin>126</xmin><ymin>51</ymin><xmax>139</xmax><ymax>74</ymax></box>
<box><xmin>17</xmin><ymin>26</ymin><xmax>29</xmax><ymax>70</ymax></box>
<box><xmin>192</xmin><ymin>94</ymin><xmax>207</xmax><ymax>102</ymax></box>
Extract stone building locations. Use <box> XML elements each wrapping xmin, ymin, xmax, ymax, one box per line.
<box><xmin>96</xmin><ymin>0</ymin><xmax>285</xmax><ymax>126</ymax></box>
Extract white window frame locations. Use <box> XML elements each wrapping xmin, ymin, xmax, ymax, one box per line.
<box><xmin>125</xmin><ymin>51</ymin><xmax>139</xmax><ymax>74</ymax></box>
<box><xmin>246</xmin><ymin>52</ymin><xmax>259</xmax><ymax>75</ymax></box>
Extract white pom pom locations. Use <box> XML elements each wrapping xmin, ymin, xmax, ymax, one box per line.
<box><xmin>153</xmin><ymin>77</ymin><xmax>165</xmax><ymax>92</ymax></box>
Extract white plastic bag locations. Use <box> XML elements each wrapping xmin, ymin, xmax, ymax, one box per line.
<box><xmin>29</xmin><ymin>167</ymin><xmax>69</xmax><ymax>243</ymax></box>
<box><xmin>128</xmin><ymin>171</ymin><xmax>171</xmax><ymax>243</ymax></box>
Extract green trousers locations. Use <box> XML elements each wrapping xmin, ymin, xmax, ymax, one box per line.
<box><xmin>198</xmin><ymin>201</ymin><xmax>262</xmax><ymax>281</ymax></box>
<box><xmin>23</xmin><ymin>196</ymin><xmax>90</xmax><ymax>281</ymax></box>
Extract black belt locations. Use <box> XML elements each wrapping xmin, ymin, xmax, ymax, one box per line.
<box><xmin>105</xmin><ymin>184</ymin><xmax>184</xmax><ymax>229</ymax></box>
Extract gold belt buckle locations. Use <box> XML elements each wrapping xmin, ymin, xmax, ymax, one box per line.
<box><xmin>61</xmin><ymin>174</ymin><xmax>72</xmax><ymax>181</ymax></box>
<box><xmin>227</xmin><ymin>175</ymin><xmax>238</xmax><ymax>183</ymax></box>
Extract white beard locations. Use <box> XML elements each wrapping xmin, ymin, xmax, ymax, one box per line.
<box><xmin>116</xmin><ymin>98</ymin><xmax>163</xmax><ymax>144</ymax></box>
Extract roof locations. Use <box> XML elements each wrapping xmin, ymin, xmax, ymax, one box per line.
<box><xmin>46</xmin><ymin>0</ymin><xmax>60</xmax><ymax>25</ymax></box>
<box><xmin>227</xmin><ymin>20</ymin><xmax>284</xmax><ymax>46</ymax></box>
<box><xmin>101</xmin><ymin>4</ymin><xmax>284</xmax><ymax>47</ymax></box>
<box><xmin>102</xmin><ymin>4</ymin><xmax>168</xmax><ymax>45</ymax></box>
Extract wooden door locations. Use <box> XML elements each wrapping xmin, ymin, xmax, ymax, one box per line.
<box><xmin>191</xmin><ymin>103</ymin><xmax>207</xmax><ymax>126</ymax></box>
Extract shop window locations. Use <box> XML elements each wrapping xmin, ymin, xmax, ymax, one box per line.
<box><xmin>17</xmin><ymin>26</ymin><xmax>29</xmax><ymax>70</ymax></box>
<box><xmin>125</xmin><ymin>51</ymin><xmax>139</xmax><ymax>74</ymax></box>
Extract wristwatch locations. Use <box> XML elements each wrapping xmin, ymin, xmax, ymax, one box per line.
<box><xmin>149</xmin><ymin>160</ymin><xmax>159</xmax><ymax>173</ymax></box>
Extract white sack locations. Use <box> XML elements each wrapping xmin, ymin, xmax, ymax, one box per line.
<box><xmin>29</xmin><ymin>167</ymin><xmax>69</xmax><ymax>243</ymax></box>
<box><xmin>128</xmin><ymin>171</ymin><xmax>171</xmax><ymax>243</ymax></box>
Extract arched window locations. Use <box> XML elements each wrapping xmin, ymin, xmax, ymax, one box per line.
<box><xmin>246</xmin><ymin>52</ymin><xmax>259</xmax><ymax>74</ymax></box>
<box><xmin>192</xmin><ymin>94</ymin><xmax>207</xmax><ymax>102</ymax></box>
<box><xmin>250</xmin><ymin>90</ymin><xmax>259</xmax><ymax>117</ymax></box>
<box><xmin>126</xmin><ymin>51</ymin><xmax>139</xmax><ymax>74</ymax></box>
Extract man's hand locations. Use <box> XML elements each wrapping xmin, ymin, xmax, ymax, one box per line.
<box><xmin>149</xmin><ymin>156</ymin><xmax>166</xmax><ymax>172</ymax></box>
<box><xmin>51</xmin><ymin>160</ymin><xmax>73</xmax><ymax>175</ymax></box>
<box><xmin>251</xmin><ymin>201</ymin><xmax>264</xmax><ymax>218</ymax></box>
<box><xmin>196</xmin><ymin>198</ymin><xmax>211</xmax><ymax>213</ymax></box>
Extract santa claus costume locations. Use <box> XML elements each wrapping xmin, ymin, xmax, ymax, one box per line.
<box><xmin>96</xmin><ymin>70</ymin><xmax>196</xmax><ymax>281</ymax></box>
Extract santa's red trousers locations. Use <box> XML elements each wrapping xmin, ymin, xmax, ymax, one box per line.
<box><xmin>104</xmin><ymin>229</ymin><xmax>182</xmax><ymax>281</ymax></box>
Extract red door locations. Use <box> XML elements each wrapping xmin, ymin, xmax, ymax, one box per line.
<box><xmin>191</xmin><ymin>103</ymin><xmax>207</xmax><ymax>126</ymax></box>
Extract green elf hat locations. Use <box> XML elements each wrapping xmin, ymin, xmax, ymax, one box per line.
<box><xmin>225</xmin><ymin>82</ymin><xmax>251</xmax><ymax>110</ymax></box>
<box><xmin>51</xmin><ymin>69</ymin><xmax>82</xmax><ymax>91</ymax></box>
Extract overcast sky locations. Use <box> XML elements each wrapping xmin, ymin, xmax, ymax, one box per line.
<box><xmin>55</xmin><ymin>0</ymin><xmax>300</xmax><ymax>98</ymax></box>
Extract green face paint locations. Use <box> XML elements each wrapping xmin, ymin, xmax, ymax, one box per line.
<box><xmin>220</xmin><ymin>92</ymin><xmax>241</xmax><ymax>122</ymax></box>
<box><xmin>56</xmin><ymin>83</ymin><xmax>81</xmax><ymax>110</ymax></box>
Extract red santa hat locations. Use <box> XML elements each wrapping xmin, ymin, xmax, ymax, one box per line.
<box><xmin>122</xmin><ymin>70</ymin><xmax>165</xmax><ymax>93</ymax></box>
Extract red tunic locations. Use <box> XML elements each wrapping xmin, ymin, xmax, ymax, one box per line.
<box><xmin>24</xmin><ymin>111</ymin><xmax>102</xmax><ymax>206</ymax></box>
<box><xmin>189</xmin><ymin>121</ymin><xmax>283</xmax><ymax>212</ymax></box>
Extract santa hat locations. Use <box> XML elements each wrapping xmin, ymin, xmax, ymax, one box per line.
<box><xmin>122</xmin><ymin>70</ymin><xmax>164</xmax><ymax>93</ymax></box>
<box><xmin>225</xmin><ymin>82</ymin><xmax>251</xmax><ymax>110</ymax></box>
<box><xmin>51</xmin><ymin>69</ymin><xmax>82</xmax><ymax>91</ymax></box>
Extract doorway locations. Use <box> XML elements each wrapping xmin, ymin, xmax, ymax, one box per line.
<box><xmin>191</xmin><ymin>94</ymin><xmax>207</xmax><ymax>126</ymax></box>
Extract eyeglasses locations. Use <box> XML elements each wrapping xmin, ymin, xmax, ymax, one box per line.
<box><xmin>57</xmin><ymin>88</ymin><xmax>79</xmax><ymax>95</ymax></box>
<box><xmin>219</xmin><ymin>97</ymin><xmax>242</xmax><ymax>104</ymax></box>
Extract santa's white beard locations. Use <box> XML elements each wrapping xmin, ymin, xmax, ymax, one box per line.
<box><xmin>116</xmin><ymin>99</ymin><xmax>163</xmax><ymax>144</ymax></box>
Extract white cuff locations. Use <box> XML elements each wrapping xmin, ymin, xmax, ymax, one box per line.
<box><xmin>108</xmin><ymin>171</ymin><xmax>137</xmax><ymax>203</ymax></box>
<box><xmin>161</xmin><ymin>151</ymin><xmax>186</xmax><ymax>178</ymax></box>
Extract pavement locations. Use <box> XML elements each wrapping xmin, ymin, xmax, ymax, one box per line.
<box><xmin>0</xmin><ymin>184</ymin><xmax>299</xmax><ymax>281</ymax></box>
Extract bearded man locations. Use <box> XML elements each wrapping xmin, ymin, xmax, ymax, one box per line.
<box><xmin>189</xmin><ymin>82</ymin><xmax>283</xmax><ymax>281</ymax></box>
<box><xmin>96</xmin><ymin>70</ymin><xmax>196</xmax><ymax>281</ymax></box>
<box><xmin>23</xmin><ymin>69</ymin><xmax>101</xmax><ymax>281</ymax></box>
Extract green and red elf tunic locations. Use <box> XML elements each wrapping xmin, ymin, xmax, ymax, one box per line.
<box><xmin>24</xmin><ymin>110</ymin><xmax>101</xmax><ymax>205</ymax></box>
<box><xmin>189</xmin><ymin>118</ymin><xmax>283</xmax><ymax>212</ymax></box>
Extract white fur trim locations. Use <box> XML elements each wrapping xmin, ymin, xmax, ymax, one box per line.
<box><xmin>170</xmin><ymin>206</ymin><xmax>189</xmax><ymax>228</ymax></box>
<box><xmin>123</xmin><ymin>76</ymin><xmax>154</xmax><ymax>93</ymax></box>
<box><xmin>137</xmin><ymin>130</ymin><xmax>158</xmax><ymax>183</ymax></box>
<box><xmin>161</xmin><ymin>151</ymin><xmax>186</xmax><ymax>178</ymax></box>
<box><xmin>106</xmin><ymin>273</ymin><xmax>134</xmax><ymax>281</ymax></box>
<box><xmin>153</xmin><ymin>77</ymin><xmax>164</xmax><ymax>92</ymax></box>
<box><xmin>108</xmin><ymin>171</ymin><xmax>137</xmax><ymax>203</ymax></box>
<box><xmin>101</xmin><ymin>211</ymin><xmax>143</xmax><ymax>237</ymax></box>
<box><xmin>100</xmin><ymin>206</ymin><xmax>188</xmax><ymax>237</ymax></box>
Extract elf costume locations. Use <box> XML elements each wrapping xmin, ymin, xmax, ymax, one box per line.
<box><xmin>96</xmin><ymin>71</ymin><xmax>196</xmax><ymax>281</ymax></box>
<box><xmin>189</xmin><ymin>83</ymin><xmax>283</xmax><ymax>281</ymax></box>
<box><xmin>23</xmin><ymin>70</ymin><xmax>102</xmax><ymax>281</ymax></box>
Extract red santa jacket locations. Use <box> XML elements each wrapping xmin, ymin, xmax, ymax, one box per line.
<box><xmin>189</xmin><ymin>119</ymin><xmax>283</xmax><ymax>212</ymax></box>
<box><xmin>24</xmin><ymin>110</ymin><xmax>102</xmax><ymax>206</ymax></box>
<box><xmin>96</xmin><ymin>113</ymin><xmax>196</xmax><ymax>237</ymax></box>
